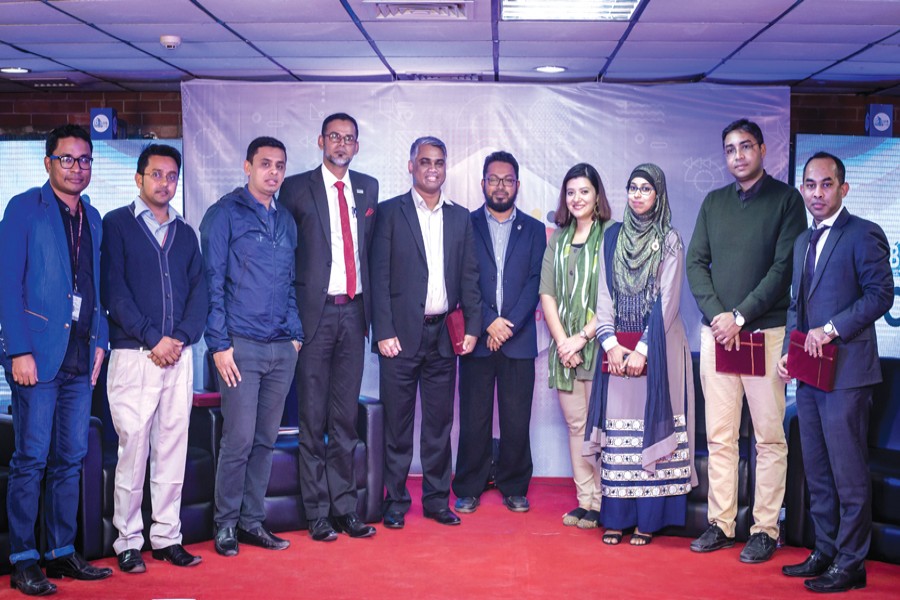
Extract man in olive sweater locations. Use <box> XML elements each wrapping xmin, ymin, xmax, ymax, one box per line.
<box><xmin>686</xmin><ymin>119</ymin><xmax>807</xmax><ymax>563</ymax></box>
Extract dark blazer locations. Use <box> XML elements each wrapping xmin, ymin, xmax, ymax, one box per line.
<box><xmin>783</xmin><ymin>208</ymin><xmax>893</xmax><ymax>389</ymax></box>
<box><xmin>470</xmin><ymin>207</ymin><xmax>546</xmax><ymax>359</ymax></box>
<box><xmin>280</xmin><ymin>166</ymin><xmax>379</xmax><ymax>341</ymax></box>
<box><xmin>370</xmin><ymin>191</ymin><xmax>482</xmax><ymax>358</ymax></box>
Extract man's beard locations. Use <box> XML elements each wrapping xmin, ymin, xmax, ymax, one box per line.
<box><xmin>325</xmin><ymin>151</ymin><xmax>351</xmax><ymax>168</ymax></box>
<box><xmin>484</xmin><ymin>188</ymin><xmax>517</xmax><ymax>213</ymax></box>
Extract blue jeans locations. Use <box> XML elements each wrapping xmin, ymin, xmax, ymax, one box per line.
<box><xmin>5</xmin><ymin>369</ymin><xmax>91</xmax><ymax>564</ymax></box>
<box><xmin>214</xmin><ymin>337</ymin><xmax>297</xmax><ymax>530</ymax></box>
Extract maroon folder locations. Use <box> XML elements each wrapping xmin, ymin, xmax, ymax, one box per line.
<box><xmin>192</xmin><ymin>392</ymin><xmax>221</xmax><ymax>408</ymax></box>
<box><xmin>601</xmin><ymin>331</ymin><xmax>647</xmax><ymax>376</ymax></box>
<box><xmin>715</xmin><ymin>331</ymin><xmax>766</xmax><ymax>376</ymax></box>
<box><xmin>786</xmin><ymin>330</ymin><xmax>838</xmax><ymax>392</ymax></box>
<box><xmin>446</xmin><ymin>308</ymin><xmax>466</xmax><ymax>355</ymax></box>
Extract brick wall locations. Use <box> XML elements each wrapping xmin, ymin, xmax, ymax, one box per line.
<box><xmin>0</xmin><ymin>91</ymin><xmax>182</xmax><ymax>138</ymax></box>
<box><xmin>0</xmin><ymin>89</ymin><xmax>897</xmax><ymax>140</ymax></box>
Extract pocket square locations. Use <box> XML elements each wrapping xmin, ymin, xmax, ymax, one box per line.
<box><xmin>365</xmin><ymin>207</ymin><xmax>375</xmax><ymax>217</ymax></box>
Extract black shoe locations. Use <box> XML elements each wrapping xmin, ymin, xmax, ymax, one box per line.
<box><xmin>782</xmin><ymin>550</ymin><xmax>833</xmax><ymax>578</ymax></box>
<box><xmin>739</xmin><ymin>532</ymin><xmax>777</xmax><ymax>564</ymax></box>
<box><xmin>45</xmin><ymin>552</ymin><xmax>113</xmax><ymax>581</ymax></box>
<box><xmin>308</xmin><ymin>517</ymin><xmax>338</xmax><ymax>542</ymax></box>
<box><xmin>423</xmin><ymin>508</ymin><xmax>461</xmax><ymax>526</ymax></box>
<box><xmin>454</xmin><ymin>496</ymin><xmax>479</xmax><ymax>513</ymax></box>
<box><xmin>237</xmin><ymin>526</ymin><xmax>290</xmax><ymax>550</ymax></box>
<box><xmin>151</xmin><ymin>544</ymin><xmax>201</xmax><ymax>567</ymax></box>
<box><xmin>214</xmin><ymin>525</ymin><xmax>238</xmax><ymax>557</ymax></box>
<box><xmin>383</xmin><ymin>511</ymin><xmax>405</xmax><ymax>529</ymax></box>
<box><xmin>10</xmin><ymin>563</ymin><xmax>57</xmax><ymax>596</ymax></box>
<box><xmin>333</xmin><ymin>513</ymin><xmax>376</xmax><ymax>538</ymax></box>
<box><xmin>503</xmin><ymin>496</ymin><xmax>530</xmax><ymax>513</ymax></box>
<box><xmin>116</xmin><ymin>549</ymin><xmax>146</xmax><ymax>574</ymax></box>
<box><xmin>804</xmin><ymin>565</ymin><xmax>867</xmax><ymax>593</ymax></box>
<box><xmin>690</xmin><ymin>524</ymin><xmax>736</xmax><ymax>553</ymax></box>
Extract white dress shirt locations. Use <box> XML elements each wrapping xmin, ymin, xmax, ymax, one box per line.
<box><xmin>321</xmin><ymin>164</ymin><xmax>361</xmax><ymax>296</ymax></box>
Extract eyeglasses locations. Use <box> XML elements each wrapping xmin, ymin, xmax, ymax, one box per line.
<box><xmin>325</xmin><ymin>132</ymin><xmax>357</xmax><ymax>145</ymax></box>
<box><xmin>485</xmin><ymin>175</ymin><xmax>517</xmax><ymax>187</ymax></box>
<box><xmin>724</xmin><ymin>141</ymin><xmax>759</xmax><ymax>159</ymax></box>
<box><xmin>49</xmin><ymin>155</ymin><xmax>93</xmax><ymax>170</ymax></box>
<box><xmin>142</xmin><ymin>170</ymin><xmax>179</xmax><ymax>184</ymax></box>
<box><xmin>627</xmin><ymin>184</ymin><xmax>654</xmax><ymax>197</ymax></box>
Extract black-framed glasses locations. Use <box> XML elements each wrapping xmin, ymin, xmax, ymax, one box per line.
<box><xmin>484</xmin><ymin>175</ymin><xmax>517</xmax><ymax>187</ymax></box>
<box><xmin>627</xmin><ymin>184</ymin><xmax>654</xmax><ymax>197</ymax></box>
<box><xmin>142</xmin><ymin>170</ymin><xmax>179</xmax><ymax>184</ymax></box>
<box><xmin>325</xmin><ymin>132</ymin><xmax>356</xmax><ymax>145</ymax></box>
<box><xmin>49</xmin><ymin>154</ymin><xmax>93</xmax><ymax>170</ymax></box>
<box><xmin>724</xmin><ymin>141</ymin><xmax>759</xmax><ymax>159</ymax></box>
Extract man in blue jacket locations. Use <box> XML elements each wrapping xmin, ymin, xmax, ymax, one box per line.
<box><xmin>0</xmin><ymin>124</ymin><xmax>112</xmax><ymax>595</ymax></box>
<box><xmin>200</xmin><ymin>136</ymin><xmax>304</xmax><ymax>557</ymax></box>
<box><xmin>452</xmin><ymin>151</ymin><xmax>546</xmax><ymax>514</ymax></box>
<box><xmin>101</xmin><ymin>144</ymin><xmax>207</xmax><ymax>573</ymax></box>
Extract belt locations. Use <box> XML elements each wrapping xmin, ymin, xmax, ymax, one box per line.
<box><xmin>326</xmin><ymin>294</ymin><xmax>360</xmax><ymax>305</ymax></box>
<box><xmin>423</xmin><ymin>313</ymin><xmax>446</xmax><ymax>325</ymax></box>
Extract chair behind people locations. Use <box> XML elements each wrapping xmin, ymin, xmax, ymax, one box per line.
<box><xmin>1</xmin><ymin>412</ymin><xmax>15</xmax><ymax>575</ymax></box>
<box><xmin>662</xmin><ymin>352</ymin><xmax>754</xmax><ymax>541</ymax></box>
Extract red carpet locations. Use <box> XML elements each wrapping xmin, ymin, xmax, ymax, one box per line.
<box><xmin>4</xmin><ymin>477</ymin><xmax>899</xmax><ymax>599</ymax></box>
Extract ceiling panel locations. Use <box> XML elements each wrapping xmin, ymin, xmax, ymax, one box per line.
<box><xmin>255</xmin><ymin>41</ymin><xmax>378</xmax><ymax>57</ymax></box>
<box><xmin>365</xmin><ymin>21</ymin><xmax>491</xmax><ymax>41</ymax></box>
<box><xmin>196</xmin><ymin>0</ymin><xmax>352</xmax><ymax>22</ymax></box>
<box><xmin>387</xmin><ymin>56</ymin><xmax>494</xmax><ymax>75</ymax></box>
<box><xmin>616</xmin><ymin>41</ymin><xmax>740</xmax><ymax>59</ymax></box>
<box><xmin>378</xmin><ymin>41</ymin><xmax>492</xmax><ymax>57</ymax></box>
<box><xmin>230</xmin><ymin>22</ymin><xmax>366</xmax><ymax>42</ymax></box>
<box><xmin>0</xmin><ymin>24</ymin><xmax>112</xmax><ymax>43</ymax></box>
<box><xmin>735</xmin><ymin>42</ymin><xmax>865</xmax><ymax>61</ymax></box>
<box><xmin>101</xmin><ymin>22</ymin><xmax>240</xmax><ymax>43</ymax></box>
<box><xmin>711</xmin><ymin>59</ymin><xmax>835</xmax><ymax>78</ymax></box>
<box><xmin>135</xmin><ymin>42</ymin><xmax>264</xmax><ymax>60</ymax></box>
<box><xmin>819</xmin><ymin>61</ymin><xmax>900</xmax><ymax>78</ymax></box>
<box><xmin>604</xmin><ymin>58</ymin><xmax>719</xmax><ymax>79</ymax></box>
<box><xmin>48</xmin><ymin>0</ymin><xmax>211</xmax><ymax>24</ymax></box>
<box><xmin>58</xmin><ymin>57</ymin><xmax>174</xmax><ymax>71</ymax></box>
<box><xmin>639</xmin><ymin>0</ymin><xmax>797</xmax><ymax>23</ymax></box>
<box><xmin>627</xmin><ymin>22</ymin><xmax>762</xmax><ymax>42</ymax></box>
<box><xmin>0</xmin><ymin>1</ymin><xmax>80</xmax><ymax>25</ymax></box>
<box><xmin>779</xmin><ymin>0</ymin><xmax>900</xmax><ymax>26</ymax></box>
<box><xmin>15</xmin><ymin>42</ymin><xmax>148</xmax><ymax>59</ymax></box>
<box><xmin>277</xmin><ymin>56</ymin><xmax>389</xmax><ymax>71</ymax></box>
<box><xmin>499</xmin><ymin>21</ymin><xmax>627</xmax><ymax>41</ymax></box>
<box><xmin>756</xmin><ymin>23</ymin><xmax>898</xmax><ymax>44</ymax></box>
<box><xmin>501</xmin><ymin>41</ymin><xmax>617</xmax><ymax>58</ymax></box>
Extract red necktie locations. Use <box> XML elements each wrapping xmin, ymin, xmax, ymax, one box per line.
<box><xmin>335</xmin><ymin>181</ymin><xmax>356</xmax><ymax>299</ymax></box>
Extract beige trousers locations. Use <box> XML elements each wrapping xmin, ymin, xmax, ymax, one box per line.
<box><xmin>558</xmin><ymin>379</ymin><xmax>602</xmax><ymax>511</ymax></box>
<box><xmin>108</xmin><ymin>346</ymin><xmax>194</xmax><ymax>553</ymax></box>
<box><xmin>700</xmin><ymin>326</ymin><xmax>786</xmax><ymax>539</ymax></box>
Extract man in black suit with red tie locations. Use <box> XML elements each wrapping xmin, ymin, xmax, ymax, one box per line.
<box><xmin>371</xmin><ymin>136</ymin><xmax>482</xmax><ymax>529</ymax></box>
<box><xmin>777</xmin><ymin>152</ymin><xmax>893</xmax><ymax>593</ymax></box>
<box><xmin>280</xmin><ymin>113</ymin><xmax>379</xmax><ymax>541</ymax></box>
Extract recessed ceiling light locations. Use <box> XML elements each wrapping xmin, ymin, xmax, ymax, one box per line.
<box><xmin>535</xmin><ymin>65</ymin><xmax>567</xmax><ymax>74</ymax></box>
<box><xmin>1</xmin><ymin>67</ymin><xmax>31</xmax><ymax>74</ymax></box>
<box><xmin>502</xmin><ymin>0</ymin><xmax>641</xmax><ymax>21</ymax></box>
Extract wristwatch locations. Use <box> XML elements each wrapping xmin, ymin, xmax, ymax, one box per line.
<box><xmin>732</xmin><ymin>309</ymin><xmax>745</xmax><ymax>328</ymax></box>
<box><xmin>823</xmin><ymin>321</ymin><xmax>836</xmax><ymax>338</ymax></box>
<box><xmin>579</xmin><ymin>329</ymin><xmax>590</xmax><ymax>341</ymax></box>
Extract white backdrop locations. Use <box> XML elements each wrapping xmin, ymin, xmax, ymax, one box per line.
<box><xmin>182</xmin><ymin>80</ymin><xmax>791</xmax><ymax>477</ymax></box>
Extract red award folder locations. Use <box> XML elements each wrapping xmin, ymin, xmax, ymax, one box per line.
<box><xmin>786</xmin><ymin>330</ymin><xmax>837</xmax><ymax>392</ymax></box>
<box><xmin>446</xmin><ymin>308</ymin><xmax>466</xmax><ymax>355</ymax></box>
<box><xmin>601</xmin><ymin>331</ymin><xmax>647</xmax><ymax>376</ymax></box>
<box><xmin>715</xmin><ymin>331</ymin><xmax>766</xmax><ymax>376</ymax></box>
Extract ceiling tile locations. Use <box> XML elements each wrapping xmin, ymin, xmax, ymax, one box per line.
<box><xmin>736</xmin><ymin>42</ymin><xmax>866</xmax><ymax>61</ymax></box>
<box><xmin>255</xmin><ymin>41</ymin><xmax>377</xmax><ymax>57</ymax></box>
<box><xmin>57</xmin><ymin>57</ymin><xmax>173</xmax><ymax>71</ymax></box>
<box><xmin>387</xmin><ymin>56</ymin><xmax>494</xmax><ymax>75</ymax></box>
<box><xmin>604</xmin><ymin>58</ymin><xmax>720</xmax><ymax>78</ymax></box>
<box><xmin>198</xmin><ymin>0</ymin><xmax>352</xmax><ymax>22</ymax></box>
<box><xmin>0</xmin><ymin>24</ymin><xmax>111</xmax><ymax>43</ymax></box>
<box><xmin>134</xmin><ymin>42</ymin><xmax>262</xmax><ymax>60</ymax></box>
<box><xmin>378</xmin><ymin>41</ymin><xmax>492</xmax><ymax>57</ymax></box>
<box><xmin>15</xmin><ymin>42</ymin><xmax>147</xmax><ymax>59</ymax></box>
<box><xmin>48</xmin><ymin>0</ymin><xmax>211</xmax><ymax>24</ymax></box>
<box><xmin>501</xmin><ymin>41</ymin><xmax>617</xmax><ymax>58</ymax></box>
<box><xmin>366</xmin><ymin>20</ymin><xmax>491</xmax><ymax>41</ymax></box>
<box><xmin>639</xmin><ymin>0</ymin><xmax>797</xmax><ymax>23</ymax></box>
<box><xmin>779</xmin><ymin>0</ymin><xmax>900</xmax><ymax>26</ymax></box>
<box><xmin>819</xmin><ymin>61</ymin><xmax>900</xmax><ymax>78</ymax></box>
<box><xmin>276</xmin><ymin>56</ymin><xmax>388</xmax><ymax>71</ymax></box>
<box><xmin>712</xmin><ymin>59</ymin><xmax>834</xmax><ymax>78</ymax></box>
<box><xmin>617</xmin><ymin>41</ymin><xmax>740</xmax><ymax>59</ymax></box>
<box><xmin>499</xmin><ymin>21</ymin><xmax>627</xmax><ymax>41</ymax></box>
<box><xmin>0</xmin><ymin>1</ymin><xmax>79</xmax><ymax>25</ymax></box>
<box><xmin>756</xmin><ymin>23</ymin><xmax>898</xmax><ymax>44</ymax></box>
<box><xmin>230</xmin><ymin>22</ymin><xmax>365</xmax><ymax>42</ymax></box>
<box><xmin>101</xmin><ymin>22</ymin><xmax>240</xmax><ymax>43</ymax></box>
<box><xmin>627</xmin><ymin>22</ymin><xmax>762</xmax><ymax>42</ymax></box>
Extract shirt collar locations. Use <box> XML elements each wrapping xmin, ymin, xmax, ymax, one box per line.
<box><xmin>735</xmin><ymin>171</ymin><xmax>769</xmax><ymax>202</ymax></box>
<box><xmin>411</xmin><ymin>187</ymin><xmax>452</xmax><ymax>213</ymax></box>
<box><xmin>133</xmin><ymin>195</ymin><xmax>181</xmax><ymax>223</ymax></box>
<box><xmin>485</xmin><ymin>205</ymin><xmax>517</xmax><ymax>225</ymax></box>
<box><xmin>242</xmin><ymin>185</ymin><xmax>278</xmax><ymax>212</ymax></box>
<box><xmin>817</xmin><ymin>205</ymin><xmax>845</xmax><ymax>229</ymax></box>
<box><xmin>320</xmin><ymin>163</ymin><xmax>351</xmax><ymax>191</ymax></box>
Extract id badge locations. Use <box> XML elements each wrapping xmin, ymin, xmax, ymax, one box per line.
<box><xmin>72</xmin><ymin>293</ymin><xmax>82</xmax><ymax>322</ymax></box>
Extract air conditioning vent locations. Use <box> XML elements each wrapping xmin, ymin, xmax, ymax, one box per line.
<box><xmin>362</xmin><ymin>0</ymin><xmax>474</xmax><ymax>19</ymax></box>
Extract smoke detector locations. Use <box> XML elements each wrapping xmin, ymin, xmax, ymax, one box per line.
<box><xmin>160</xmin><ymin>35</ymin><xmax>182</xmax><ymax>50</ymax></box>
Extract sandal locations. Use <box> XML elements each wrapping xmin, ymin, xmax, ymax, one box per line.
<box><xmin>562</xmin><ymin>507</ymin><xmax>587</xmax><ymax>526</ymax></box>
<box><xmin>576</xmin><ymin>509</ymin><xmax>601</xmax><ymax>530</ymax></box>
<box><xmin>630</xmin><ymin>532</ymin><xmax>653</xmax><ymax>546</ymax></box>
<box><xmin>602</xmin><ymin>530</ymin><xmax>623</xmax><ymax>545</ymax></box>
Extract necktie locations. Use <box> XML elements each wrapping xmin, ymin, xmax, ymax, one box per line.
<box><xmin>803</xmin><ymin>225</ymin><xmax>829</xmax><ymax>297</ymax></box>
<box><xmin>335</xmin><ymin>181</ymin><xmax>357</xmax><ymax>299</ymax></box>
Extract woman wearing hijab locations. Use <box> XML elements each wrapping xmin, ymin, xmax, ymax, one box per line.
<box><xmin>539</xmin><ymin>163</ymin><xmax>613</xmax><ymax>529</ymax></box>
<box><xmin>586</xmin><ymin>163</ymin><xmax>696</xmax><ymax>546</ymax></box>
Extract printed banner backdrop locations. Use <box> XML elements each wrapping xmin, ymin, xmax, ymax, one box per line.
<box><xmin>182</xmin><ymin>80</ymin><xmax>791</xmax><ymax>477</ymax></box>
<box><xmin>794</xmin><ymin>135</ymin><xmax>900</xmax><ymax>359</ymax></box>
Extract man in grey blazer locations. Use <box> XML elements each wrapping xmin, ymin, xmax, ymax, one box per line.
<box><xmin>777</xmin><ymin>152</ymin><xmax>893</xmax><ymax>594</ymax></box>
<box><xmin>280</xmin><ymin>113</ymin><xmax>379</xmax><ymax>541</ymax></box>
<box><xmin>370</xmin><ymin>136</ymin><xmax>482</xmax><ymax>529</ymax></box>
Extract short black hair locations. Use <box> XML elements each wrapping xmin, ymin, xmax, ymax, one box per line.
<box><xmin>46</xmin><ymin>124</ymin><xmax>92</xmax><ymax>157</ymax></box>
<box><xmin>246</xmin><ymin>136</ymin><xmax>286</xmax><ymax>163</ymax></box>
<box><xmin>804</xmin><ymin>151</ymin><xmax>846</xmax><ymax>185</ymax></box>
<box><xmin>137</xmin><ymin>143</ymin><xmax>182</xmax><ymax>174</ymax></box>
<box><xmin>321</xmin><ymin>113</ymin><xmax>359</xmax><ymax>138</ymax></box>
<box><xmin>483</xmin><ymin>151</ymin><xmax>519</xmax><ymax>179</ymax></box>
<box><xmin>722</xmin><ymin>118</ymin><xmax>764</xmax><ymax>147</ymax></box>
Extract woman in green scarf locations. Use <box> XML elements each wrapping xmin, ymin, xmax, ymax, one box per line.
<box><xmin>539</xmin><ymin>163</ymin><xmax>613</xmax><ymax>529</ymax></box>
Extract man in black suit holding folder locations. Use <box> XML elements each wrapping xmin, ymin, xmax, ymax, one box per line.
<box><xmin>370</xmin><ymin>136</ymin><xmax>481</xmax><ymax>529</ymax></box>
<box><xmin>777</xmin><ymin>152</ymin><xmax>892</xmax><ymax>593</ymax></box>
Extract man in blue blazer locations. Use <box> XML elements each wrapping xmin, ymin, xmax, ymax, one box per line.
<box><xmin>280</xmin><ymin>113</ymin><xmax>378</xmax><ymax>541</ymax></box>
<box><xmin>0</xmin><ymin>124</ymin><xmax>111</xmax><ymax>595</ymax></box>
<box><xmin>452</xmin><ymin>151</ymin><xmax>545</xmax><ymax>514</ymax></box>
<box><xmin>371</xmin><ymin>136</ymin><xmax>482</xmax><ymax>529</ymax></box>
<box><xmin>777</xmin><ymin>152</ymin><xmax>893</xmax><ymax>594</ymax></box>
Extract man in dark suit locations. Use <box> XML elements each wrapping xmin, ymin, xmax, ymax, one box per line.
<box><xmin>777</xmin><ymin>152</ymin><xmax>893</xmax><ymax>594</ymax></box>
<box><xmin>371</xmin><ymin>136</ymin><xmax>482</xmax><ymax>528</ymax></box>
<box><xmin>452</xmin><ymin>151</ymin><xmax>545</xmax><ymax>514</ymax></box>
<box><xmin>280</xmin><ymin>113</ymin><xmax>378</xmax><ymax>541</ymax></box>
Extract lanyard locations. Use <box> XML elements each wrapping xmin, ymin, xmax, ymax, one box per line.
<box><xmin>67</xmin><ymin>201</ymin><xmax>83</xmax><ymax>293</ymax></box>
